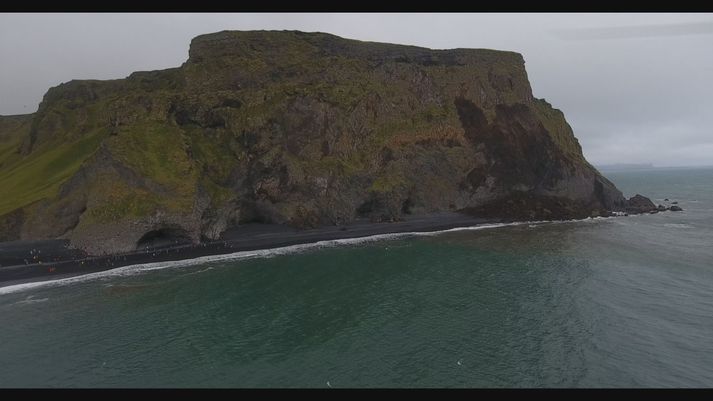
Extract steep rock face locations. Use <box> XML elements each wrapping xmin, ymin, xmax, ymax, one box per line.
<box><xmin>0</xmin><ymin>31</ymin><xmax>642</xmax><ymax>255</ymax></box>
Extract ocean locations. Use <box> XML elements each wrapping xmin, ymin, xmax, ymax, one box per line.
<box><xmin>0</xmin><ymin>167</ymin><xmax>711</xmax><ymax>388</ymax></box>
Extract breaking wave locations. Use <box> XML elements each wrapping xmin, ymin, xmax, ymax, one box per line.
<box><xmin>0</xmin><ymin>217</ymin><xmax>612</xmax><ymax>296</ymax></box>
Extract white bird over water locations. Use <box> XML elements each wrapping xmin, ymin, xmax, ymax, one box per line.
<box><xmin>457</xmin><ymin>360</ymin><xmax>462</xmax><ymax>366</ymax></box>
<box><xmin>327</xmin><ymin>381</ymin><xmax>332</xmax><ymax>388</ymax></box>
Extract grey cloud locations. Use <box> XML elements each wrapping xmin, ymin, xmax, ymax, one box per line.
<box><xmin>553</xmin><ymin>20</ymin><xmax>713</xmax><ymax>40</ymax></box>
<box><xmin>1</xmin><ymin>13</ymin><xmax>711</xmax><ymax>167</ymax></box>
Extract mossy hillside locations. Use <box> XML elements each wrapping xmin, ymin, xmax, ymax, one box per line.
<box><xmin>369</xmin><ymin>169</ymin><xmax>409</xmax><ymax>194</ymax></box>
<box><xmin>81</xmin><ymin>174</ymin><xmax>163</xmax><ymax>224</ymax></box>
<box><xmin>0</xmin><ymin>134</ymin><xmax>23</xmax><ymax>170</ymax></box>
<box><xmin>78</xmin><ymin>119</ymin><xmax>231</xmax><ymax>225</ymax></box>
<box><xmin>0</xmin><ymin>86</ymin><xmax>179</xmax><ymax>218</ymax></box>
<box><xmin>1</xmin><ymin>70</ymin><xmax>198</xmax><ymax>217</ymax></box>
<box><xmin>166</xmin><ymin>121</ymin><xmax>238</xmax><ymax>210</ymax></box>
<box><xmin>28</xmin><ymin>97</ymin><xmax>111</xmax><ymax>146</ymax></box>
<box><xmin>183</xmin><ymin>32</ymin><xmax>320</xmax><ymax>91</ymax></box>
<box><xmin>125</xmin><ymin>67</ymin><xmax>186</xmax><ymax>92</ymax></box>
<box><xmin>181</xmin><ymin>30</ymin><xmax>535</xmax><ymax>179</ymax></box>
<box><xmin>531</xmin><ymin>98</ymin><xmax>585</xmax><ymax>162</ymax></box>
<box><xmin>184</xmin><ymin>126</ymin><xmax>239</xmax><ymax>186</ymax></box>
<box><xmin>200</xmin><ymin>176</ymin><xmax>235</xmax><ymax>210</ymax></box>
<box><xmin>0</xmin><ymin>90</ymin><xmax>168</xmax><ymax>215</ymax></box>
<box><xmin>303</xmin><ymin>155</ymin><xmax>365</xmax><ymax>179</ymax></box>
<box><xmin>39</xmin><ymin>68</ymin><xmax>183</xmax><ymax>111</ymax></box>
<box><xmin>203</xmin><ymin>59</ymin><xmax>471</xmax><ymax>183</ymax></box>
<box><xmin>0</xmin><ymin>138</ymin><xmax>19</xmax><ymax>165</ymax></box>
<box><xmin>0</xmin><ymin>129</ymin><xmax>105</xmax><ymax>216</ymax></box>
<box><xmin>194</xmin><ymin>79</ymin><xmax>486</xmax><ymax>207</ymax></box>
<box><xmin>0</xmin><ymin>114</ymin><xmax>32</xmax><ymax>140</ymax></box>
<box><xmin>106</xmin><ymin>120</ymin><xmax>198</xmax><ymax>212</ymax></box>
<box><xmin>184</xmin><ymin>31</ymin><xmax>530</xmax><ymax>119</ymax></box>
<box><xmin>0</xmin><ymin>96</ymin><xmax>116</xmax><ymax>217</ymax></box>
<box><xmin>0</xmin><ymin>115</ymin><xmax>32</xmax><ymax>169</ymax></box>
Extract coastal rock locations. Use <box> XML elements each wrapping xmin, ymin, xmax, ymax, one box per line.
<box><xmin>0</xmin><ymin>30</ymin><xmax>654</xmax><ymax>255</ymax></box>
<box><xmin>670</xmin><ymin>205</ymin><xmax>683</xmax><ymax>211</ymax></box>
<box><xmin>625</xmin><ymin>194</ymin><xmax>657</xmax><ymax>214</ymax></box>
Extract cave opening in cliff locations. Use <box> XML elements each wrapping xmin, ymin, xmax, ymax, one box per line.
<box><xmin>401</xmin><ymin>198</ymin><xmax>414</xmax><ymax>215</ymax></box>
<box><xmin>136</xmin><ymin>227</ymin><xmax>192</xmax><ymax>250</ymax></box>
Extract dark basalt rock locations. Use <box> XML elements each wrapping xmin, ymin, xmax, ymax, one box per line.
<box><xmin>670</xmin><ymin>205</ymin><xmax>683</xmax><ymax>211</ymax></box>
<box><xmin>625</xmin><ymin>194</ymin><xmax>657</xmax><ymax>214</ymax></box>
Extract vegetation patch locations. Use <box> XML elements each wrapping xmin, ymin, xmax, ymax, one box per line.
<box><xmin>0</xmin><ymin>130</ymin><xmax>104</xmax><ymax>216</ymax></box>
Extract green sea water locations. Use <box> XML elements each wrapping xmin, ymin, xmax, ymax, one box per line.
<box><xmin>0</xmin><ymin>167</ymin><xmax>711</xmax><ymax>388</ymax></box>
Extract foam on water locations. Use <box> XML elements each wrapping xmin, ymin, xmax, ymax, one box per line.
<box><xmin>11</xmin><ymin>295</ymin><xmax>49</xmax><ymax>306</ymax></box>
<box><xmin>663</xmin><ymin>223</ymin><xmax>693</xmax><ymax>229</ymax></box>
<box><xmin>0</xmin><ymin>217</ymin><xmax>612</xmax><ymax>296</ymax></box>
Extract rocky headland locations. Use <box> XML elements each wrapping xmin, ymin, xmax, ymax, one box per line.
<box><xmin>0</xmin><ymin>31</ymin><xmax>671</xmax><ymax>282</ymax></box>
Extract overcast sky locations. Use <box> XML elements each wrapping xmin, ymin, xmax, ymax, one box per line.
<box><xmin>1</xmin><ymin>13</ymin><xmax>711</xmax><ymax>167</ymax></box>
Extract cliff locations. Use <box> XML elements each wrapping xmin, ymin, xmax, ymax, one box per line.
<box><xmin>0</xmin><ymin>30</ymin><xmax>647</xmax><ymax>255</ymax></box>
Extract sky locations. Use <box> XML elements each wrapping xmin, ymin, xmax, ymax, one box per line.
<box><xmin>1</xmin><ymin>13</ymin><xmax>711</xmax><ymax>167</ymax></box>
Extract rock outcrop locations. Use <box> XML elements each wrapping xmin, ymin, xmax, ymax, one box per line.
<box><xmin>626</xmin><ymin>194</ymin><xmax>657</xmax><ymax>214</ymax></box>
<box><xmin>0</xmin><ymin>30</ymin><xmax>657</xmax><ymax>255</ymax></box>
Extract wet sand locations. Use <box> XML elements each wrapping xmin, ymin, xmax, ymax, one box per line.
<box><xmin>0</xmin><ymin>212</ymin><xmax>498</xmax><ymax>287</ymax></box>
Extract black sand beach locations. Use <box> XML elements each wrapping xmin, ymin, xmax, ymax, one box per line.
<box><xmin>0</xmin><ymin>212</ymin><xmax>496</xmax><ymax>287</ymax></box>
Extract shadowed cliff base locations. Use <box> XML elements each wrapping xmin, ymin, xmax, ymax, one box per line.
<box><xmin>0</xmin><ymin>212</ymin><xmax>493</xmax><ymax>285</ymax></box>
<box><xmin>0</xmin><ymin>202</ymin><xmax>682</xmax><ymax>288</ymax></box>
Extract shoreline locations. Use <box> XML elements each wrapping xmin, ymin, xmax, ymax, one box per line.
<box><xmin>0</xmin><ymin>212</ymin><xmax>501</xmax><ymax>287</ymax></box>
